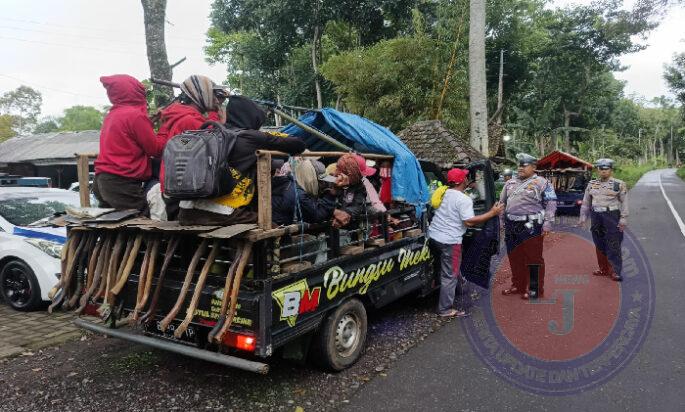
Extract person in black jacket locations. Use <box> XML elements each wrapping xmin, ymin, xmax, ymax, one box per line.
<box><xmin>178</xmin><ymin>96</ymin><xmax>306</xmax><ymax>226</ymax></box>
<box><xmin>271</xmin><ymin>162</ymin><xmax>336</xmax><ymax>226</ymax></box>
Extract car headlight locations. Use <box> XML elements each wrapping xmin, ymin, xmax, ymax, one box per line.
<box><xmin>24</xmin><ymin>238</ymin><xmax>63</xmax><ymax>259</ymax></box>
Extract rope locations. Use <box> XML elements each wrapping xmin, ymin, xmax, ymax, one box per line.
<box><xmin>289</xmin><ymin>157</ymin><xmax>306</xmax><ymax>262</ymax></box>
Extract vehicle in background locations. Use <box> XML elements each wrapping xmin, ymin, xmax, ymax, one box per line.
<box><xmin>0</xmin><ymin>187</ymin><xmax>82</xmax><ymax>311</ymax></box>
<box><xmin>536</xmin><ymin>151</ymin><xmax>593</xmax><ymax>216</ymax></box>
<box><xmin>0</xmin><ymin>174</ymin><xmax>52</xmax><ymax>188</ymax></box>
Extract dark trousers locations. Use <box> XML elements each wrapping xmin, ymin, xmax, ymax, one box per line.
<box><xmin>590</xmin><ymin>210</ymin><xmax>623</xmax><ymax>275</ymax></box>
<box><xmin>93</xmin><ymin>173</ymin><xmax>147</xmax><ymax>212</ymax></box>
<box><xmin>504</xmin><ymin>220</ymin><xmax>545</xmax><ymax>294</ymax></box>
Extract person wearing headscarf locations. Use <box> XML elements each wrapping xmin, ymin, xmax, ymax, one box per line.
<box><xmin>177</xmin><ymin>96</ymin><xmax>306</xmax><ymax>225</ymax></box>
<box><xmin>330</xmin><ymin>154</ymin><xmax>369</xmax><ymax>228</ymax></box>
<box><xmin>271</xmin><ymin>162</ymin><xmax>336</xmax><ymax>226</ymax></box>
<box><xmin>93</xmin><ymin>74</ymin><xmax>165</xmax><ymax>212</ymax></box>
<box><xmin>151</xmin><ymin>75</ymin><xmax>227</xmax><ymax>219</ymax></box>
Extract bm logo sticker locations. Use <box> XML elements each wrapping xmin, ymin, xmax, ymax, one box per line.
<box><xmin>272</xmin><ymin>279</ymin><xmax>321</xmax><ymax>327</ymax></box>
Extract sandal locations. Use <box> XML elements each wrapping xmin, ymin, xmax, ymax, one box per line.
<box><xmin>502</xmin><ymin>287</ymin><xmax>520</xmax><ymax>296</ymax></box>
<box><xmin>438</xmin><ymin>309</ymin><xmax>470</xmax><ymax>318</ymax></box>
<box><xmin>522</xmin><ymin>290</ymin><xmax>539</xmax><ymax>300</ymax></box>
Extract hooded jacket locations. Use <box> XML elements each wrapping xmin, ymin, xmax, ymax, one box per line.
<box><xmin>94</xmin><ymin>75</ymin><xmax>164</xmax><ymax>180</ymax></box>
<box><xmin>157</xmin><ymin>103</ymin><xmax>220</xmax><ymax>191</ymax></box>
<box><xmin>271</xmin><ymin>175</ymin><xmax>335</xmax><ymax>225</ymax></box>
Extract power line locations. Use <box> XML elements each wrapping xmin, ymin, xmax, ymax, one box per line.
<box><xmin>0</xmin><ymin>73</ymin><xmax>105</xmax><ymax>101</ymax></box>
<box><xmin>0</xmin><ymin>35</ymin><xmax>148</xmax><ymax>57</ymax></box>
<box><xmin>0</xmin><ymin>16</ymin><xmax>206</xmax><ymax>43</ymax></box>
<box><xmin>0</xmin><ymin>25</ymin><xmax>202</xmax><ymax>52</ymax></box>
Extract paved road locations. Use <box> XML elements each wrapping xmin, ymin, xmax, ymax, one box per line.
<box><xmin>346</xmin><ymin>169</ymin><xmax>685</xmax><ymax>411</ymax></box>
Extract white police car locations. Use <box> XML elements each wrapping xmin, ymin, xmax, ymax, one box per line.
<box><xmin>0</xmin><ymin>187</ymin><xmax>82</xmax><ymax>311</ymax></box>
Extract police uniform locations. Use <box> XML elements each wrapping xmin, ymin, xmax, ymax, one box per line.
<box><xmin>500</xmin><ymin>154</ymin><xmax>557</xmax><ymax>298</ymax></box>
<box><xmin>579</xmin><ymin>159</ymin><xmax>628</xmax><ymax>281</ymax></box>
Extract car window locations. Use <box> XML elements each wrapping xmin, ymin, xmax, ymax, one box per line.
<box><xmin>0</xmin><ymin>196</ymin><xmax>79</xmax><ymax>226</ymax></box>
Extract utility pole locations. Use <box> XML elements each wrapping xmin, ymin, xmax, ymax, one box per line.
<box><xmin>468</xmin><ymin>0</ymin><xmax>489</xmax><ymax>157</ymax></box>
<box><xmin>496</xmin><ymin>49</ymin><xmax>504</xmax><ymax>125</ymax></box>
<box><xmin>670</xmin><ymin>126</ymin><xmax>674</xmax><ymax>165</ymax></box>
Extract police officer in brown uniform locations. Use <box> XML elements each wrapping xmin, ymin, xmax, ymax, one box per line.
<box><xmin>579</xmin><ymin>158</ymin><xmax>628</xmax><ymax>281</ymax></box>
<box><xmin>500</xmin><ymin>154</ymin><xmax>557</xmax><ymax>299</ymax></box>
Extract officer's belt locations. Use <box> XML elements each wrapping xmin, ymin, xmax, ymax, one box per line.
<box><xmin>592</xmin><ymin>206</ymin><xmax>620</xmax><ymax>213</ymax></box>
<box><xmin>506</xmin><ymin>213</ymin><xmax>541</xmax><ymax>222</ymax></box>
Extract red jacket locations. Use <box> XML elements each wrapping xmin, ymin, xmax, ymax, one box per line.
<box><xmin>157</xmin><ymin>103</ymin><xmax>220</xmax><ymax>192</ymax></box>
<box><xmin>94</xmin><ymin>75</ymin><xmax>164</xmax><ymax>181</ymax></box>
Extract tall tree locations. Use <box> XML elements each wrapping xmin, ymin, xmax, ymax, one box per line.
<box><xmin>59</xmin><ymin>106</ymin><xmax>104</xmax><ymax>131</ymax></box>
<box><xmin>469</xmin><ymin>0</ymin><xmax>489</xmax><ymax>156</ymax></box>
<box><xmin>0</xmin><ymin>114</ymin><xmax>15</xmax><ymax>141</ymax></box>
<box><xmin>0</xmin><ymin>85</ymin><xmax>42</xmax><ymax>134</ymax></box>
<box><xmin>141</xmin><ymin>0</ymin><xmax>173</xmax><ymax>108</ymax></box>
<box><xmin>664</xmin><ymin>52</ymin><xmax>685</xmax><ymax>112</ymax></box>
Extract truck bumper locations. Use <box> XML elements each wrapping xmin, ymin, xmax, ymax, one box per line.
<box><xmin>74</xmin><ymin>318</ymin><xmax>269</xmax><ymax>374</ymax></box>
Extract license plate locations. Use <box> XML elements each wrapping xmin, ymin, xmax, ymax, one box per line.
<box><xmin>154</xmin><ymin>321</ymin><xmax>197</xmax><ymax>340</ymax></box>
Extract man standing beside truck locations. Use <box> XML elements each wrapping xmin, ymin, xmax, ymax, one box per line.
<box><xmin>428</xmin><ymin>168</ymin><xmax>504</xmax><ymax>317</ymax></box>
<box><xmin>500</xmin><ymin>153</ymin><xmax>557</xmax><ymax>299</ymax></box>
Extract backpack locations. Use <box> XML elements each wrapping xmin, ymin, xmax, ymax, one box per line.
<box><xmin>163</xmin><ymin>121</ymin><xmax>238</xmax><ymax>199</ymax></box>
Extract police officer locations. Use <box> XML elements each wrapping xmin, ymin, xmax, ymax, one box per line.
<box><xmin>578</xmin><ymin>158</ymin><xmax>627</xmax><ymax>281</ymax></box>
<box><xmin>502</xmin><ymin>169</ymin><xmax>513</xmax><ymax>182</ymax></box>
<box><xmin>500</xmin><ymin>153</ymin><xmax>557</xmax><ymax>299</ymax></box>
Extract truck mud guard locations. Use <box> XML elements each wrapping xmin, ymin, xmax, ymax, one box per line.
<box><xmin>73</xmin><ymin>318</ymin><xmax>269</xmax><ymax>374</ymax></box>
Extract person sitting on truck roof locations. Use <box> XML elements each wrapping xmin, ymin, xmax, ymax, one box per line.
<box><xmin>177</xmin><ymin>95</ymin><xmax>306</xmax><ymax>226</ymax></box>
<box><xmin>152</xmin><ymin>75</ymin><xmax>227</xmax><ymax>220</ymax></box>
<box><xmin>428</xmin><ymin>168</ymin><xmax>504</xmax><ymax>317</ymax></box>
<box><xmin>271</xmin><ymin>160</ymin><xmax>336</xmax><ymax>226</ymax></box>
<box><xmin>93</xmin><ymin>74</ymin><xmax>165</xmax><ymax>213</ymax></box>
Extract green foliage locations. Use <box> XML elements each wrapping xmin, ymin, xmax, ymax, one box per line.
<box><xmin>0</xmin><ymin>85</ymin><xmax>43</xmax><ymax>135</ymax></box>
<box><xmin>0</xmin><ymin>114</ymin><xmax>16</xmax><ymax>142</ymax></box>
<box><xmin>58</xmin><ymin>106</ymin><xmax>103</xmax><ymax>131</ymax></box>
<box><xmin>613</xmin><ymin>159</ymin><xmax>667</xmax><ymax>188</ymax></box>
<box><xmin>664</xmin><ymin>52</ymin><xmax>685</xmax><ymax>112</ymax></box>
<box><xmin>34</xmin><ymin>117</ymin><xmax>60</xmax><ymax>134</ymax></box>
<box><xmin>677</xmin><ymin>167</ymin><xmax>685</xmax><ymax>181</ymax></box>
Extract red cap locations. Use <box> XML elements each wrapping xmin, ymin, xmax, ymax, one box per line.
<box><xmin>446</xmin><ymin>168</ymin><xmax>468</xmax><ymax>184</ymax></box>
<box><xmin>354</xmin><ymin>154</ymin><xmax>377</xmax><ymax>177</ymax></box>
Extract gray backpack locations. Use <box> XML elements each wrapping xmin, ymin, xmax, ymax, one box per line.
<box><xmin>163</xmin><ymin>121</ymin><xmax>238</xmax><ymax>199</ymax></box>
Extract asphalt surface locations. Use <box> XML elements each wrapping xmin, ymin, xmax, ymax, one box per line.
<box><xmin>346</xmin><ymin>169</ymin><xmax>685</xmax><ymax>411</ymax></box>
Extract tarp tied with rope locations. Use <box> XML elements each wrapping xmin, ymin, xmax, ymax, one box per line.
<box><xmin>282</xmin><ymin>109</ymin><xmax>429</xmax><ymax>214</ymax></box>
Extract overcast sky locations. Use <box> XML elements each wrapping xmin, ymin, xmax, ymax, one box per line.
<box><xmin>0</xmin><ymin>0</ymin><xmax>683</xmax><ymax>118</ymax></box>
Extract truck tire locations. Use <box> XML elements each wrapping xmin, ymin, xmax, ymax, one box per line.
<box><xmin>312</xmin><ymin>298</ymin><xmax>367</xmax><ymax>371</ymax></box>
<box><xmin>0</xmin><ymin>259</ymin><xmax>42</xmax><ymax>311</ymax></box>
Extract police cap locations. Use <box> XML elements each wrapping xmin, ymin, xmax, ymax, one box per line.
<box><xmin>595</xmin><ymin>158</ymin><xmax>615</xmax><ymax>169</ymax></box>
<box><xmin>516</xmin><ymin>153</ymin><xmax>538</xmax><ymax>166</ymax></box>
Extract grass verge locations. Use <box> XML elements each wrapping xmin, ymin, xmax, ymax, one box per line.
<box><xmin>677</xmin><ymin>167</ymin><xmax>685</xmax><ymax>182</ymax></box>
<box><xmin>613</xmin><ymin>161</ymin><xmax>666</xmax><ymax>189</ymax></box>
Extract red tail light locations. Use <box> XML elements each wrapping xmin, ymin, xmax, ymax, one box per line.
<box><xmin>576</xmin><ymin>200</ymin><xmax>583</xmax><ymax>206</ymax></box>
<box><xmin>222</xmin><ymin>332</ymin><xmax>256</xmax><ymax>352</ymax></box>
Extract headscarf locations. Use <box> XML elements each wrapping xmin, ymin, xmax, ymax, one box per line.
<box><xmin>336</xmin><ymin>154</ymin><xmax>362</xmax><ymax>186</ymax></box>
<box><xmin>180</xmin><ymin>75</ymin><xmax>217</xmax><ymax>113</ymax></box>
<box><xmin>294</xmin><ymin>159</ymin><xmax>319</xmax><ymax>197</ymax></box>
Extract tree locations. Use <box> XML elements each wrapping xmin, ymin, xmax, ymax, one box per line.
<box><xmin>0</xmin><ymin>114</ymin><xmax>15</xmax><ymax>142</ymax></box>
<box><xmin>0</xmin><ymin>85</ymin><xmax>42</xmax><ymax>134</ymax></box>
<box><xmin>468</xmin><ymin>0</ymin><xmax>489</xmax><ymax>156</ymax></box>
<box><xmin>59</xmin><ymin>106</ymin><xmax>104</xmax><ymax>131</ymax></box>
<box><xmin>664</xmin><ymin>53</ymin><xmax>685</xmax><ymax>111</ymax></box>
<box><xmin>141</xmin><ymin>0</ymin><xmax>173</xmax><ymax>108</ymax></box>
<box><xmin>34</xmin><ymin>117</ymin><xmax>60</xmax><ymax>133</ymax></box>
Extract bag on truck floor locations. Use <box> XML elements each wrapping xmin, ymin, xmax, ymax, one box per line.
<box><xmin>163</xmin><ymin>121</ymin><xmax>238</xmax><ymax>199</ymax></box>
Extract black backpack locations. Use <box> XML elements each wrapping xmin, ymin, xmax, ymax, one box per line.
<box><xmin>163</xmin><ymin>121</ymin><xmax>238</xmax><ymax>199</ymax></box>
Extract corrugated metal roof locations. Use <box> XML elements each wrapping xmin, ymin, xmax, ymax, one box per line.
<box><xmin>0</xmin><ymin>130</ymin><xmax>100</xmax><ymax>163</ymax></box>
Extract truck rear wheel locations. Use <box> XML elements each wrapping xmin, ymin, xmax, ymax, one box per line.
<box><xmin>312</xmin><ymin>298</ymin><xmax>367</xmax><ymax>371</ymax></box>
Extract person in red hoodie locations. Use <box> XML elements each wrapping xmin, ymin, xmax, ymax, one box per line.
<box><xmin>93</xmin><ymin>74</ymin><xmax>165</xmax><ymax>212</ymax></box>
<box><xmin>153</xmin><ymin>75</ymin><xmax>226</xmax><ymax>220</ymax></box>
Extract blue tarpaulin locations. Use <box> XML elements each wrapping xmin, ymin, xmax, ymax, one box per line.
<box><xmin>282</xmin><ymin>109</ymin><xmax>428</xmax><ymax>214</ymax></box>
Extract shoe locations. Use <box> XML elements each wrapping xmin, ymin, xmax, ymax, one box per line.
<box><xmin>502</xmin><ymin>287</ymin><xmax>521</xmax><ymax>296</ymax></box>
<box><xmin>522</xmin><ymin>290</ymin><xmax>541</xmax><ymax>300</ymax></box>
<box><xmin>611</xmin><ymin>274</ymin><xmax>623</xmax><ymax>282</ymax></box>
<box><xmin>592</xmin><ymin>270</ymin><xmax>608</xmax><ymax>277</ymax></box>
<box><xmin>438</xmin><ymin>309</ymin><xmax>469</xmax><ymax>318</ymax></box>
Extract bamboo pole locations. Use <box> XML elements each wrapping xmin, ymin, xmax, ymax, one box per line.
<box><xmin>255</xmin><ymin>150</ymin><xmax>393</xmax><ymax>160</ymax></box>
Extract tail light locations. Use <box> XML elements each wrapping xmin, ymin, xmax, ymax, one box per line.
<box><xmin>576</xmin><ymin>200</ymin><xmax>583</xmax><ymax>206</ymax></box>
<box><xmin>222</xmin><ymin>332</ymin><xmax>256</xmax><ymax>352</ymax></box>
